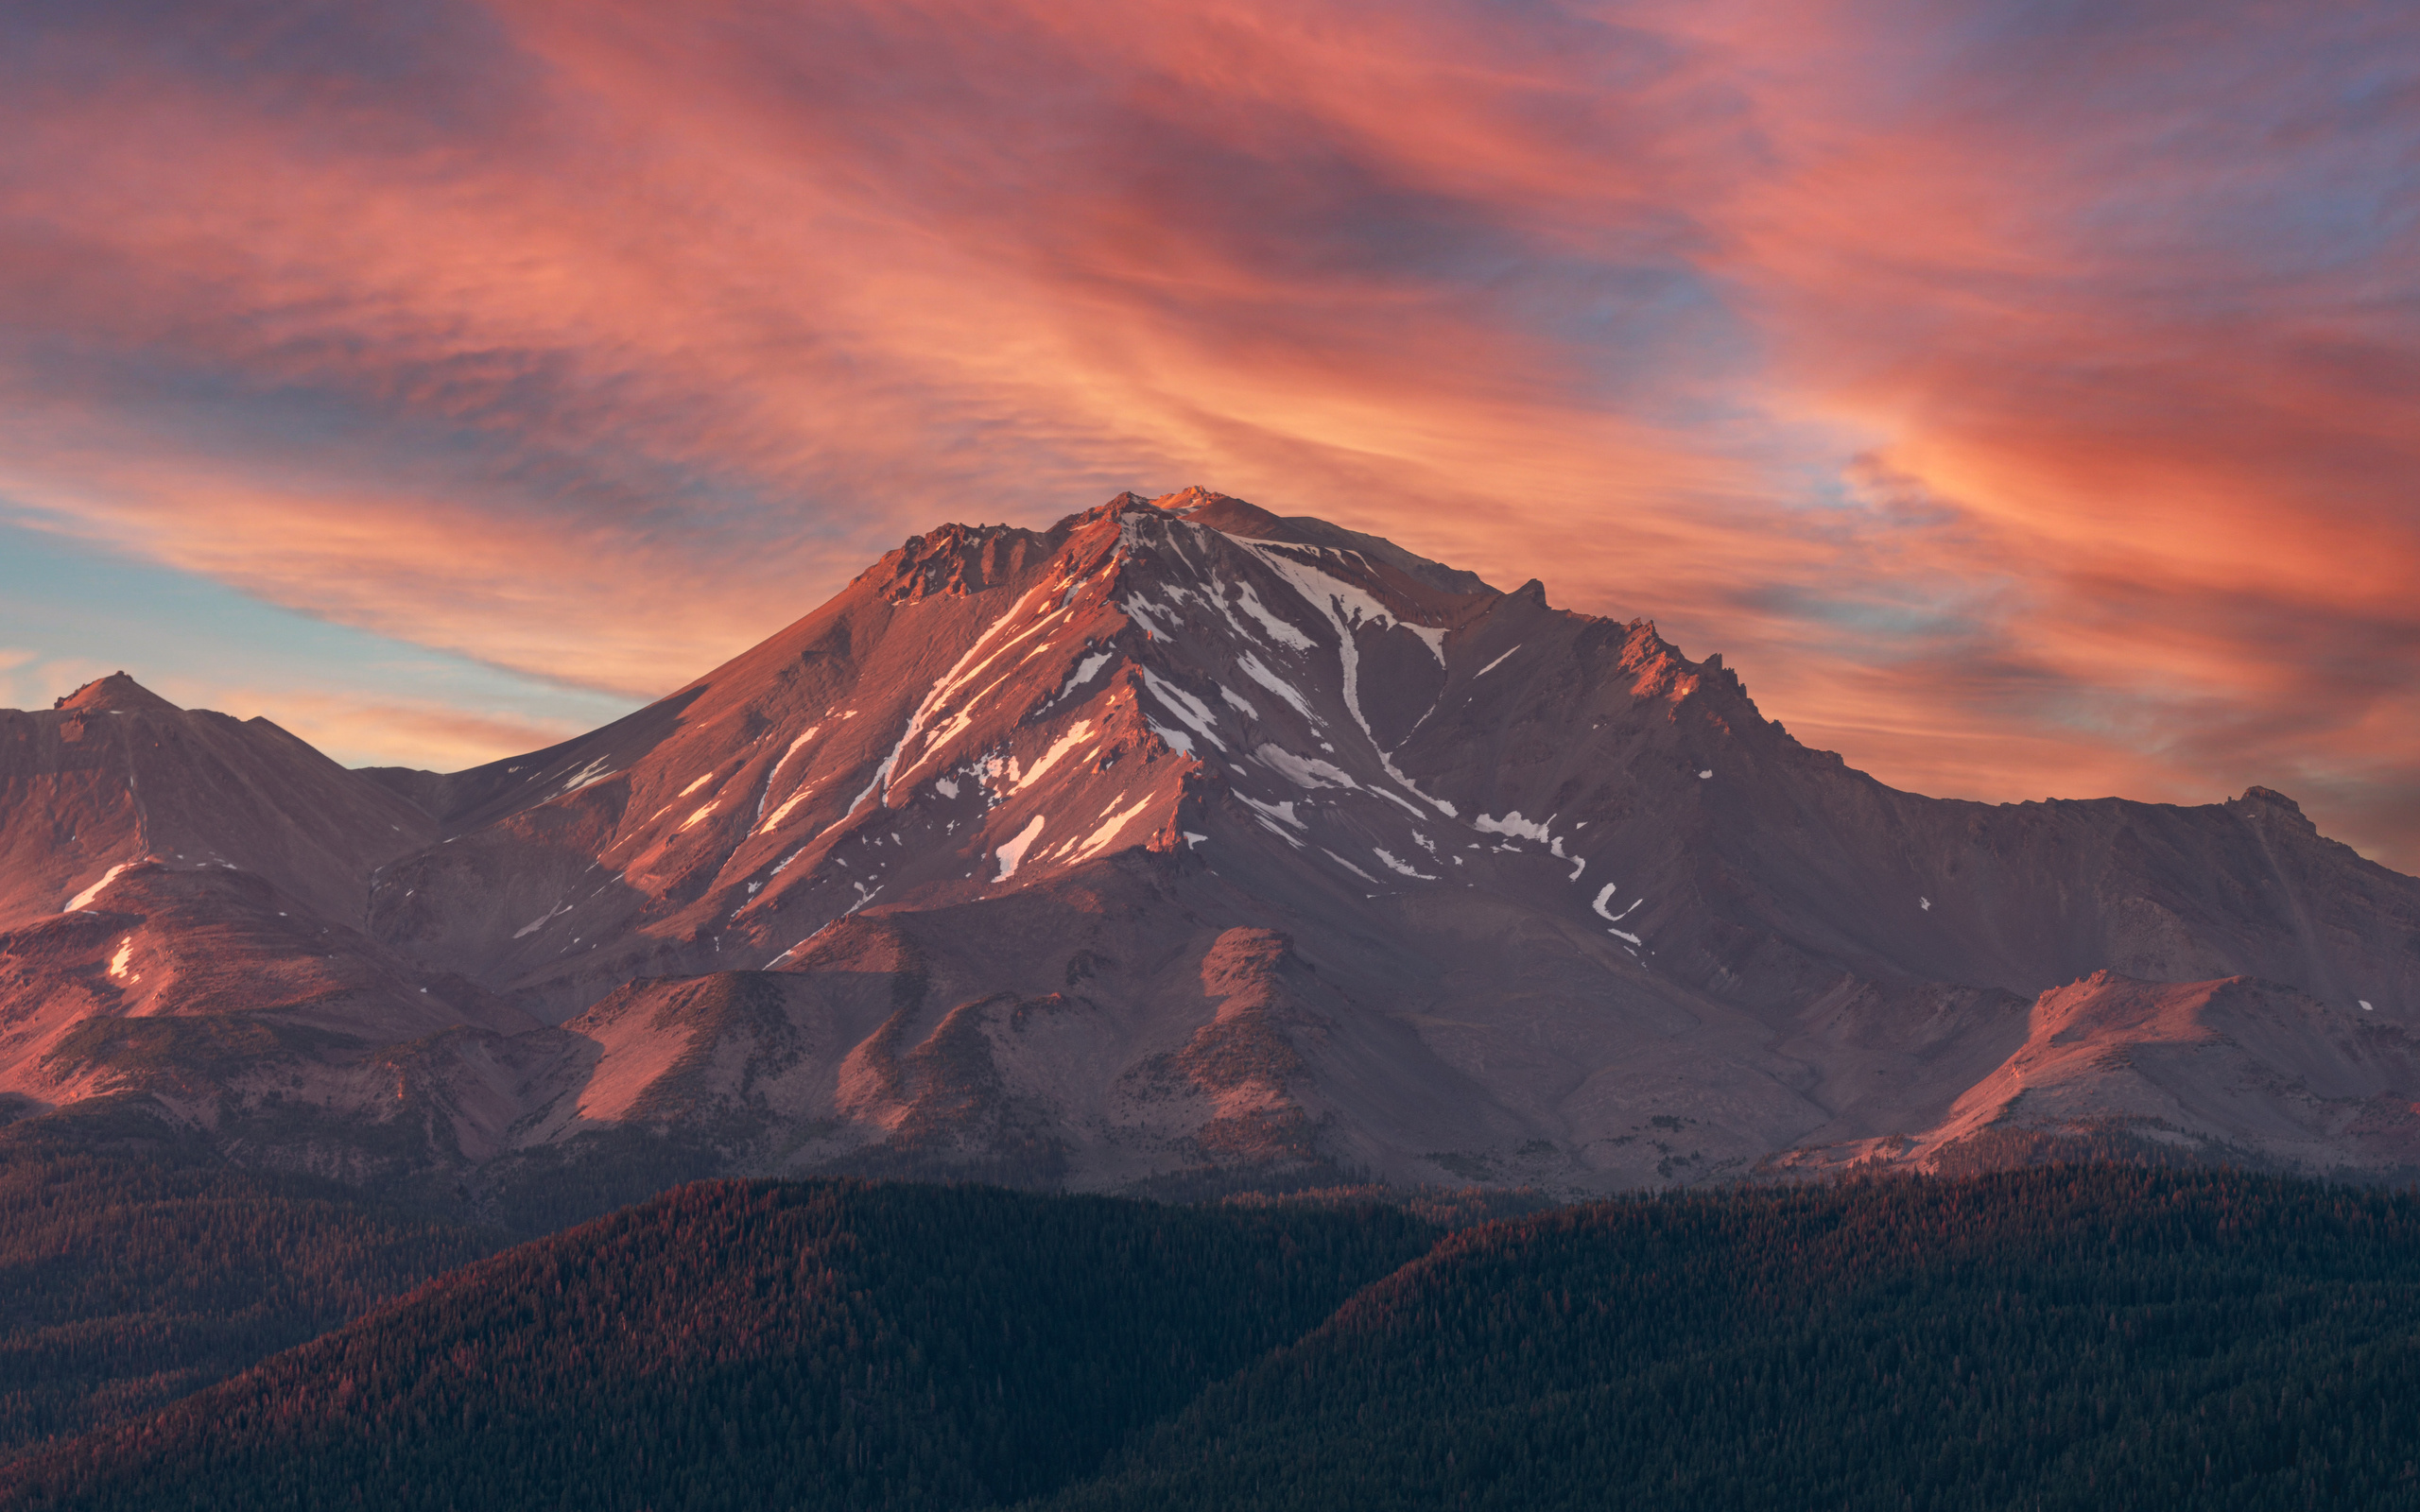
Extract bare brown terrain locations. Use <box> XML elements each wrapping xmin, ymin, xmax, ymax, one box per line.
<box><xmin>7</xmin><ymin>489</ymin><xmax>2416</xmax><ymax>1201</ymax></box>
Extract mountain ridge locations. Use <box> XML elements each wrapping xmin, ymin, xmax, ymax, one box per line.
<box><xmin>5</xmin><ymin>488</ymin><xmax>2415</xmax><ymax>1201</ymax></box>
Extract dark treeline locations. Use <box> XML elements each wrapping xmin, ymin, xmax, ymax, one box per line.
<box><xmin>0</xmin><ymin>1101</ymin><xmax>495</xmax><ymax>1462</ymax></box>
<box><xmin>7</xmin><ymin>1165</ymin><xmax>2420</xmax><ymax>1509</ymax></box>
<box><xmin>1043</xmin><ymin>1167</ymin><xmax>2420</xmax><ymax>1511</ymax></box>
<box><xmin>0</xmin><ymin>1179</ymin><xmax>1437</xmax><ymax>1511</ymax></box>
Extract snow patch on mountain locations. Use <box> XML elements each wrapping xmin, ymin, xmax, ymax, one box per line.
<box><xmin>1239</xmin><ymin>795</ymin><xmax>1305</xmax><ymax>830</ymax></box>
<box><xmin>1236</xmin><ymin>538</ymin><xmax>1456</xmax><ymax>816</ymax></box>
<box><xmin>1147</xmin><ymin>720</ymin><xmax>1196</xmax><ymax>758</ymax></box>
<box><xmin>777</xmin><ymin>726</ymin><xmax>822</xmax><ymax>765</ymax></box>
<box><xmin>877</xmin><ymin>582</ymin><xmax>1071</xmax><ymax>803</ymax></box>
<box><xmin>1226</xmin><ymin>579</ymin><xmax>1315</xmax><ymax>651</ymax></box>
<box><xmin>1374</xmin><ymin>848</ymin><xmax>1438</xmax><ymax>880</ymax></box>
<box><xmin>1256</xmin><ymin>744</ymin><xmax>1357</xmax><ymax>790</ymax></box>
<box><xmin>1015</xmin><ymin>720</ymin><xmax>1098</xmax><ymax>794</ymax></box>
<box><xmin>1140</xmin><ymin>670</ymin><xmax>1227</xmax><ymax>752</ymax></box>
<box><xmin>759</xmin><ymin>783</ymin><xmax>820</xmax><ymax>834</ymax></box>
<box><xmin>1322</xmin><ymin>849</ymin><xmax>1379</xmax><ymax>884</ymax></box>
<box><xmin>557</xmin><ymin>755</ymin><xmax>620</xmax><ymax>797</ymax></box>
<box><xmin>62</xmin><ymin>862</ymin><xmax>137</xmax><ymax>913</ymax></box>
<box><xmin>1059</xmin><ymin>650</ymin><xmax>1115</xmax><ymax>700</ymax></box>
<box><xmin>1069</xmin><ymin>797</ymin><xmax>1155</xmax><ymax>864</ymax></box>
<box><xmin>1476</xmin><ymin>812</ymin><xmax>1553</xmax><ymax>843</ymax></box>
<box><xmin>1234</xmin><ymin>651</ymin><xmax>1316</xmax><ymax>722</ymax></box>
<box><xmin>514</xmin><ymin>900</ymin><xmax>575</xmax><ymax>938</ymax></box>
<box><xmin>1123</xmin><ymin>590</ymin><xmax>1189</xmax><ymax>642</ymax></box>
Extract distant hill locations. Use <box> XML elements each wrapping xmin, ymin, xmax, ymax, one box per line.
<box><xmin>9</xmin><ymin>1168</ymin><xmax>2420</xmax><ymax>1511</ymax></box>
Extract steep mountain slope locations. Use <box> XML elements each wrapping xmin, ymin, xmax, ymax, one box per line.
<box><xmin>354</xmin><ymin>488</ymin><xmax>1512</xmax><ymax>1021</ymax></box>
<box><xmin>4</xmin><ymin>488</ymin><xmax>2417</xmax><ymax>1194</ymax></box>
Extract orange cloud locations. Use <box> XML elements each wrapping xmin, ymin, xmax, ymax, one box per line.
<box><xmin>186</xmin><ymin>687</ymin><xmax>591</xmax><ymax>773</ymax></box>
<box><xmin>0</xmin><ymin>0</ymin><xmax>2411</xmax><ymax>865</ymax></box>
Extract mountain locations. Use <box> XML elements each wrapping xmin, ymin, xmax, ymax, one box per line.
<box><xmin>9</xmin><ymin>1169</ymin><xmax>2417</xmax><ymax>1511</ymax></box>
<box><xmin>5</xmin><ymin>488</ymin><xmax>2418</xmax><ymax>1197</ymax></box>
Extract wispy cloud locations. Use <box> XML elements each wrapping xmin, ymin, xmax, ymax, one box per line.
<box><xmin>197</xmin><ymin>687</ymin><xmax>591</xmax><ymax>772</ymax></box>
<box><xmin>1</xmin><ymin>0</ymin><xmax>2412</xmax><ymax>863</ymax></box>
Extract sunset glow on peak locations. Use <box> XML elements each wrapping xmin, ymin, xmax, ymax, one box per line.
<box><xmin>1</xmin><ymin>0</ymin><xmax>2412</xmax><ymax>866</ymax></box>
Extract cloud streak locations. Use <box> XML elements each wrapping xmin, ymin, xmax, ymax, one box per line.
<box><xmin>1</xmin><ymin>0</ymin><xmax>2413</xmax><ymax>864</ymax></box>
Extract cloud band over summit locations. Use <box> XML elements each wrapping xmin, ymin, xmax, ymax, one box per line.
<box><xmin>1</xmin><ymin>0</ymin><xmax>2413</xmax><ymax>865</ymax></box>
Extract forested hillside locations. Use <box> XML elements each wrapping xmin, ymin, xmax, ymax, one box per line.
<box><xmin>0</xmin><ymin>1101</ymin><xmax>495</xmax><ymax>1462</ymax></box>
<box><xmin>1046</xmin><ymin>1168</ymin><xmax>2420</xmax><ymax>1511</ymax></box>
<box><xmin>8</xmin><ymin>1168</ymin><xmax>2420</xmax><ymax>1510</ymax></box>
<box><xmin>0</xmin><ymin>1180</ymin><xmax>1436</xmax><ymax>1511</ymax></box>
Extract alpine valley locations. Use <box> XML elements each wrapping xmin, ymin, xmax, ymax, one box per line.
<box><xmin>7</xmin><ymin>488</ymin><xmax>2418</xmax><ymax>1212</ymax></box>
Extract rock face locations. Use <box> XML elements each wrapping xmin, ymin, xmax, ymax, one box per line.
<box><xmin>7</xmin><ymin>490</ymin><xmax>2419</xmax><ymax>1197</ymax></box>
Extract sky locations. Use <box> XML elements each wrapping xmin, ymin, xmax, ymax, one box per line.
<box><xmin>2</xmin><ymin>0</ymin><xmax>2415</xmax><ymax>868</ymax></box>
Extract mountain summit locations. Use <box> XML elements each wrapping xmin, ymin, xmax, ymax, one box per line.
<box><xmin>6</xmin><ymin>490</ymin><xmax>2417</xmax><ymax>1200</ymax></box>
